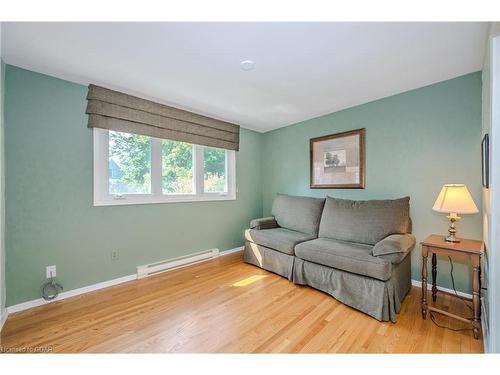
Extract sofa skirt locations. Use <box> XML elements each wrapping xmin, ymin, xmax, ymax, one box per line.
<box><xmin>243</xmin><ymin>241</ymin><xmax>295</xmax><ymax>280</ymax></box>
<box><xmin>293</xmin><ymin>255</ymin><xmax>411</xmax><ymax>322</ymax></box>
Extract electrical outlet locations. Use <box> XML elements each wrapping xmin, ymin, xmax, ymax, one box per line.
<box><xmin>46</xmin><ymin>265</ymin><xmax>56</xmax><ymax>279</ymax></box>
<box><xmin>111</xmin><ymin>250</ymin><xmax>119</xmax><ymax>261</ymax></box>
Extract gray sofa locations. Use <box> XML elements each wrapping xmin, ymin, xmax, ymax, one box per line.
<box><xmin>244</xmin><ymin>194</ymin><xmax>415</xmax><ymax>322</ymax></box>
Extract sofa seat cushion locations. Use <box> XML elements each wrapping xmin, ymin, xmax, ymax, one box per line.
<box><xmin>245</xmin><ymin>228</ymin><xmax>316</xmax><ymax>255</ymax></box>
<box><xmin>295</xmin><ymin>238</ymin><xmax>392</xmax><ymax>281</ymax></box>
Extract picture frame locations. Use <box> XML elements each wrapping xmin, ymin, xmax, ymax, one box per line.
<box><xmin>310</xmin><ymin>128</ymin><xmax>365</xmax><ymax>189</ymax></box>
<box><xmin>482</xmin><ymin>133</ymin><xmax>489</xmax><ymax>188</ymax></box>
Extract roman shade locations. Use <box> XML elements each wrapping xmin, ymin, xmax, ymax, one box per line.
<box><xmin>86</xmin><ymin>84</ymin><xmax>240</xmax><ymax>151</ymax></box>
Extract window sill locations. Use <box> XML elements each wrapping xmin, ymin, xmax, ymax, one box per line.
<box><xmin>93</xmin><ymin>194</ymin><xmax>236</xmax><ymax>207</ymax></box>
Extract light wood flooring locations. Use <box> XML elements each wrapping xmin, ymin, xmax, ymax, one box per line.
<box><xmin>0</xmin><ymin>251</ymin><xmax>483</xmax><ymax>353</ymax></box>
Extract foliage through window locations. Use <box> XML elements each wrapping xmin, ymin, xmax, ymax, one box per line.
<box><xmin>94</xmin><ymin>129</ymin><xmax>236</xmax><ymax>205</ymax></box>
<box><xmin>162</xmin><ymin>140</ymin><xmax>194</xmax><ymax>194</ymax></box>
<box><xmin>204</xmin><ymin>147</ymin><xmax>227</xmax><ymax>193</ymax></box>
<box><xmin>109</xmin><ymin>131</ymin><xmax>151</xmax><ymax>194</ymax></box>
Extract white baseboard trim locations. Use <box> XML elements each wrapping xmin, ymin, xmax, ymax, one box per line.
<box><xmin>0</xmin><ymin>310</ymin><xmax>8</xmax><ymax>332</ymax></box>
<box><xmin>6</xmin><ymin>245</ymin><xmax>246</xmax><ymax>315</ymax></box>
<box><xmin>6</xmin><ymin>274</ymin><xmax>137</xmax><ymax>315</ymax></box>
<box><xmin>411</xmin><ymin>279</ymin><xmax>472</xmax><ymax>299</ymax></box>
<box><xmin>220</xmin><ymin>246</ymin><xmax>244</xmax><ymax>256</ymax></box>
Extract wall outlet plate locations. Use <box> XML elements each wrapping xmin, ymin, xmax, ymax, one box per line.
<box><xmin>46</xmin><ymin>265</ymin><xmax>56</xmax><ymax>279</ymax></box>
<box><xmin>111</xmin><ymin>250</ymin><xmax>119</xmax><ymax>261</ymax></box>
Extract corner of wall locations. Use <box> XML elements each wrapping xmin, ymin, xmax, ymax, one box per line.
<box><xmin>258</xmin><ymin>129</ymin><xmax>265</xmax><ymax>218</ymax></box>
<box><xmin>481</xmin><ymin>21</ymin><xmax>500</xmax><ymax>353</ymax></box>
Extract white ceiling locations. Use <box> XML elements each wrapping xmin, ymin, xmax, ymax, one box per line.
<box><xmin>1</xmin><ymin>22</ymin><xmax>488</xmax><ymax>132</ymax></box>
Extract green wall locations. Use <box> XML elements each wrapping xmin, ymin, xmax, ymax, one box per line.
<box><xmin>262</xmin><ymin>72</ymin><xmax>483</xmax><ymax>293</ymax></box>
<box><xmin>4</xmin><ymin>65</ymin><xmax>263</xmax><ymax>306</ymax></box>
<box><xmin>4</xmin><ymin>65</ymin><xmax>483</xmax><ymax>306</ymax></box>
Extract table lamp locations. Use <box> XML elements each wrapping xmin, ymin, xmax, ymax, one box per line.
<box><xmin>432</xmin><ymin>184</ymin><xmax>479</xmax><ymax>243</ymax></box>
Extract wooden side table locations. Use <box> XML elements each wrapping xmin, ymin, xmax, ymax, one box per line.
<box><xmin>420</xmin><ymin>234</ymin><xmax>484</xmax><ymax>339</ymax></box>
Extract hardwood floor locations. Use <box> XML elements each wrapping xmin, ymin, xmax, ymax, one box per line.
<box><xmin>0</xmin><ymin>251</ymin><xmax>483</xmax><ymax>353</ymax></box>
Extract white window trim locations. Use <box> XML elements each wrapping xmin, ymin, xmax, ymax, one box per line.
<box><xmin>93</xmin><ymin>128</ymin><xmax>236</xmax><ymax>206</ymax></box>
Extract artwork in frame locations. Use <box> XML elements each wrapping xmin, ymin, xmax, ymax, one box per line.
<box><xmin>482</xmin><ymin>133</ymin><xmax>489</xmax><ymax>188</ymax></box>
<box><xmin>310</xmin><ymin>128</ymin><xmax>365</xmax><ymax>189</ymax></box>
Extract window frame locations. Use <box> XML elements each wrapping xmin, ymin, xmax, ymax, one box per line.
<box><xmin>93</xmin><ymin>128</ymin><xmax>236</xmax><ymax>206</ymax></box>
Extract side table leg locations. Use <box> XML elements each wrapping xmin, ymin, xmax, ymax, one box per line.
<box><xmin>472</xmin><ymin>255</ymin><xmax>481</xmax><ymax>339</ymax></box>
<box><xmin>432</xmin><ymin>253</ymin><xmax>437</xmax><ymax>302</ymax></box>
<box><xmin>479</xmin><ymin>265</ymin><xmax>482</xmax><ymax>294</ymax></box>
<box><xmin>421</xmin><ymin>246</ymin><xmax>428</xmax><ymax>320</ymax></box>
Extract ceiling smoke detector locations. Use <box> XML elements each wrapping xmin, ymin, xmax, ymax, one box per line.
<box><xmin>240</xmin><ymin>60</ymin><xmax>255</xmax><ymax>71</ymax></box>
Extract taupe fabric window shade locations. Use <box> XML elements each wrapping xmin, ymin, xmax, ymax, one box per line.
<box><xmin>86</xmin><ymin>85</ymin><xmax>240</xmax><ymax>151</ymax></box>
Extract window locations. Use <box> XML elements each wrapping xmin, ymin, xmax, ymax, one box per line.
<box><xmin>94</xmin><ymin>129</ymin><xmax>236</xmax><ymax>206</ymax></box>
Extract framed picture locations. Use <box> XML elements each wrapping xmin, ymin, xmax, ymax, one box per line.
<box><xmin>310</xmin><ymin>128</ymin><xmax>365</xmax><ymax>189</ymax></box>
<box><xmin>482</xmin><ymin>133</ymin><xmax>489</xmax><ymax>188</ymax></box>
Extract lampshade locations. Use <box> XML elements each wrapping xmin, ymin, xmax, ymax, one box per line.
<box><xmin>432</xmin><ymin>184</ymin><xmax>479</xmax><ymax>214</ymax></box>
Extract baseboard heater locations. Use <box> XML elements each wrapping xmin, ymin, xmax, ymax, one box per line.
<box><xmin>136</xmin><ymin>248</ymin><xmax>220</xmax><ymax>279</ymax></box>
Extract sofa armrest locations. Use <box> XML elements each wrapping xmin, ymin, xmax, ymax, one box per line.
<box><xmin>372</xmin><ymin>234</ymin><xmax>416</xmax><ymax>264</ymax></box>
<box><xmin>250</xmin><ymin>217</ymin><xmax>278</xmax><ymax>230</ymax></box>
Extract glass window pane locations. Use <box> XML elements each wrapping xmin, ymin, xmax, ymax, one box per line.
<box><xmin>162</xmin><ymin>140</ymin><xmax>194</xmax><ymax>194</ymax></box>
<box><xmin>109</xmin><ymin>131</ymin><xmax>151</xmax><ymax>194</ymax></box>
<box><xmin>204</xmin><ymin>147</ymin><xmax>227</xmax><ymax>193</ymax></box>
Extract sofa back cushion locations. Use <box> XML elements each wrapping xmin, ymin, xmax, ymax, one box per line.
<box><xmin>272</xmin><ymin>194</ymin><xmax>326</xmax><ymax>235</ymax></box>
<box><xmin>318</xmin><ymin>196</ymin><xmax>410</xmax><ymax>245</ymax></box>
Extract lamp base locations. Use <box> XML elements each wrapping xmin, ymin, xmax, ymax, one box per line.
<box><xmin>445</xmin><ymin>213</ymin><xmax>461</xmax><ymax>243</ymax></box>
<box><xmin>445</xmin><ymin>234</ymin><xmax>461</xmax><ymax>243</ymax></box>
